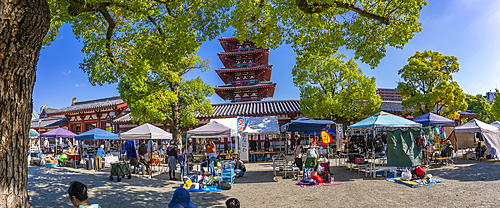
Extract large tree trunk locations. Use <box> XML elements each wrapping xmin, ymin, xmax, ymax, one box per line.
<box><xmin>172</xmin><ymin>102</ymin><xmax>182</xmax><ymax>146</ymax></box>
<box><xmin>0</xmin><ymin>1</ymin><xmax>50</xmax><ymax>207</ymax></box>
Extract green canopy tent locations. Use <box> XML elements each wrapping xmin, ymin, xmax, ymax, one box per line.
<box><xmin>348</xmin><ymin>112</ymin><xmax>423</xmax><ymax>173</ymax></box>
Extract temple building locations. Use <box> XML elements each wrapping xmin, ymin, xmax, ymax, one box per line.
<box><xmin>214</xmin><ymin>38</ymin><xmax>276</xmax><ymax>102</ymax></box>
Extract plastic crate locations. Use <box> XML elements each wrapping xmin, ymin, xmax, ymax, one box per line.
<box><xmin>221</xmin><ymin>161</ymin><xmax>234</xmax><ymax>170</ymax></box>
<box><xmin>222</xmin><ymin>170</ymin><xmax>234</xmax><ymax>178</ymax></box>
<box><xmin>46</xmin><ymin>163</ymin><xmax>57</xmax><ymax>168</ymax></box>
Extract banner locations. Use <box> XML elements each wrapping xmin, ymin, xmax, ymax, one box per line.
<box><xmin>321</xmin><ymin>131</ymin><xmax>332</xmax><ymax>146</ymax></box>
<box><xmin>237</xmin><ymin>117</ymin><xmax>247</xmax><ymax>132</ymax></box>
<box><xmin>239</xmin><ymin>132</ymin><xmax>249</xmax><ymax>162</ymax></box>
<box><xmin>336</xmin><ymin>124</ymin><xmax>344</xmax><ymax>151</ymax></box>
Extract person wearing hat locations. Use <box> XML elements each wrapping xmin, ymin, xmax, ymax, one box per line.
<box><xmin>168</xmin><ymin>187</ymin><xmax>196</xmax><ymax>208</ymax></box>
<box><xmin>95</xmin><ymin>144</ymin><xmax>105</xmax><ymax>170</ymax></box>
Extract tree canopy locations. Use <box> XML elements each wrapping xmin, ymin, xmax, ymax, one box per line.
<box><xmin>118</xmin><ymin>53</ymin><xmax>214</xmax><ymax>141</ymax></box>
<box><xmin>293</xmin><ymin>53</ymin><xmax>381</xmax><ymax>122</ymax></box>
<box><xmin>491</xmin><ymin>89</ymin><xmax>500</xmax><ymax>121</ymax></box>
<box><xmin>466</xmin><ymin>94</ymin><xmax>494</xmax><ymax>123</ymax></box>
<box><xmin>396</xmin><ymin>50</ymin><xmax>467</xmax><ymax>118</ymax></box>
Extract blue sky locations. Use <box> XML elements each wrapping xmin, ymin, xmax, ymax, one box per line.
<box><xmin>33</xmin><ymin>0</ymin><xmax>500</xmax><ymax>115</ymax></box>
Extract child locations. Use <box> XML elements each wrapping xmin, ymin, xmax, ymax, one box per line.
<box><xmin>68</xmin><ymin>181</ymin><xmax>101</xmax><ymax>208</ymax></box>
<box><xmin>225</xmin><ymin>198</ymin><xmax>240</xmax><ymax>208</ymax></box>
<box><xmin>179</xmin><ymin>148</ymin><xmax>187</xmax><ymax>180</ymax></box>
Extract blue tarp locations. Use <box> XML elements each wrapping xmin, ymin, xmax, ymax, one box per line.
<box><xmin>348</xmin><ymin>112</ymin><xmax>422</xmax><ymax>129</ymax></box>
<box><xmin>386</xmin><ymin>177</ymin><xmax>443</xmax><ymax>188</ymax></box>
<box><xmin>75</xmin><ymin>128</ymin><xmax>119</xmax><ymax>140</ymax></box>
<box><xmin>412</xmin><ymin>112</ymin><xmax>455</xmax><ymax>126</ymax></box>
<box><xmin>280</xmin><ymin>117</ymin><xmax>335</xmax><ymax>132</ymax></box>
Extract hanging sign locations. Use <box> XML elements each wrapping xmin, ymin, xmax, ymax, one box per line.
<box><xmin>321</xmin><ymin>131</ymin><xmax>332</xmax><ymax>146</ymax></box>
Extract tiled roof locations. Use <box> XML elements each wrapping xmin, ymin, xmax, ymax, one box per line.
<box><xmin>215</xmin><ymin>64</ymin><xmax>272</xmax><ymax>73</ymax></box>
<box><xmin>201</xmin><ymin>99</ymin><xmax>301</xmax><ymax>118</ymax></box>
<box><xmin>46</xmin><ymin>96</ymin><xmax>125</xmax><ymax>115</ymax></box>
<box><xmin>217</xmin><ymin>49</ymin><xmax>269</xmax><ymax>56</ymax></box>
<box><xmin>114</xmin><ymin>100</ymin><xmax>302</xmax><ymax>123</ymax></box>
<box><xmin>458</xmin><ymin>111</ymin><xmax>479</xmax><ymax>116</ymax></box>
<box><xmin>30</xmin><ymin>117</ymin><xmax>68</xmax><ymax>128</ymax></box>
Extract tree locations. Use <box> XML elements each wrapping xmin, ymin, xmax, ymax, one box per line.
<box><xmin>118</xmin><ymin>54</ymin><xmax>214</xmax><ymax>143</ymax></box>
<box><xmin>293</xmin><ymin>53</ymin><xmax>381</xmax><ymax>122</ymax></box>
<box><xmin>396</xmin><ymin>51</ymin><xmax>467</xmax><ymax>118</ymax></box>
<box><xmin>466</xmin><ymin>94</ymin><xmax>494</xmax><ymax>123</ymax></box>
<box><xmin>491</xmin><ymin>89</ymin><xmax>500</xmax><ymax>121</ymax></box>
<box><xmin>2</xmin><ymin>0</ymin><xmax>428</xmax><ymax>206</ymax></box>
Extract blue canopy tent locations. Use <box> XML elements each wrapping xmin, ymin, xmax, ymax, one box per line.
<box><xmin>280</xmin><ymin>117</ymin><xmax>335</xmax><ymax>132</ymax></box>
<box><xmin>348</xmin><ymin>112</ymin><xmax>422</xmax><ymax>129</ymax></box>
<box><xmin>75</xmin><ymin>128</ymin><xmax>119</xmax><ymax>140</ymax></box>
<box><xmin>412</xmin><ymin>113</ymin><xmax>455</xmax><ymax>127</ymax></box>
<box><xmin>348</xmin><ymin>112</ymin><xmax>422</xmax><ymax>170</ymax></box>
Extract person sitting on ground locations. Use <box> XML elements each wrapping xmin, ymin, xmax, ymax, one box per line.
<box><xmin>179</xmin><ymin>148</ymin><xmax>187</xmax><ymax>181</ymax></box>
<box><xmin>68</xmin><ymin>181</ymin><xmax>101</xmax><ymax>208</ymax></box>
<box><xmin>95</xmin><ymin>145</ymin><xmax>105</xmax><ymax>170</ymax></box>
<box><xmin>225</xmin><ymin>198</ymin><xmax>240</xmax><ymax>208</ymax></box>
<box><xmin>167</xmin><ymin>140</ymin><xmax>179</xmax><ymax>180</ymax></box>
<box><xmin>234</xmin><ymin>159</ymin><xmax>246</xmax><ymax>177</ymax></box>
<box><xmin>168</xmin><ymin>187</ymin><xmax>196</xmax><ymax>208</ymax></box>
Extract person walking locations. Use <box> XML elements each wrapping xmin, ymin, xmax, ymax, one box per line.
<box><xmin>179</xmin><ymin>149</ymin><xmax>187</xmax><ymax>180</ymax></box>
<box><xmin>205</xmin><ymin>139</ymin><xmax>217</xmax><ymax>176</ymax></box>
<box><xmin>167</xmin><ymin>140</ymin><xmax>179</xmax><ymax>180</ymax></box>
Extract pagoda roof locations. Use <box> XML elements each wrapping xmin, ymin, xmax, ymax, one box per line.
<box><xmin>215</xmin><ymin>64</ymin><xmax>272</xmax><ymax>73</ymax></box>
<box><xmin>214</xmin><ymin>82</ymin><xmax>276</xmax><ymax>91</ymax></box>
<box><xmin>46</xmin><ymin>96</ymin><xmax>127</xmax><ymax>115</ymax></box>
<box><xmin>217</xmin><ymin>48</ymin><xmax>269</xmax><ymax>56</ymax></box>
<box><xmin>216</xmin><ymin>65</ymin><xmax>273</xmax><ymax>84</ymax></box>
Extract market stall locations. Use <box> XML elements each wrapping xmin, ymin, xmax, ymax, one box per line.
<box><xmin>455</xmin><ymin>119</ymin><xmax>500</xmax><ymax>160</ymax></box>
<box><xmin>75</xmin><ymin>128</ymin><xmax>120</xmax><ymax>168</ymax></box>
<box><xmin>348</xmin><ymin>112</ymin><xmax>422</xmax><ymax>178</ymax></box>
<box><xmin>490</xmin><ymin>121</ymin><xmax>500</xmax><ymax>128</ymax></box>
<box><xmin>40</xmin><ymin>128</ymin><xmax>77</xmax><ymax>167</ymax></box>
<box><xmin>412</xmin><ymin>112</ymin><xmax>456</xmax><ymax>165</ymax></box>
<box><xmin>120</xmin><ymin>123</ymin><xmax>173</xmax><ymax>177</ymax></box>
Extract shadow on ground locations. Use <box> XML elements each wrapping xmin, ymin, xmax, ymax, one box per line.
<box><xmin>427</xmin><ymin>158</ymin><xmax>500</xmax><ymax>182</ymax></box>
<box><xmin>28</xmin><ymin>166</ymin><xmax>230</xmax><ymax>208</ymax></box>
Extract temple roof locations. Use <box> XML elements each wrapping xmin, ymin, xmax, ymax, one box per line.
<box><xmin>215</xmin><ymin>64</ymin><xmax>272</xmax><ymax>73</ymax></box>
<box><xmin>216</xmin><ymin>65</ymin><xmax>273</xmax><ymax>84</ymax></box>
<box><xmin>217</xmin><ymin>48</ymin><xmax>269</xmax><ymax>56</ymax></box>
<box><xmin>46</xmin><ymin>96</ymin><xmax>126</xmax><ymax>115</ymax></box>
<box><xmin>30</xmin><ymin>116</ymin><xmax>68</xmax><ymax>128</ymax></box>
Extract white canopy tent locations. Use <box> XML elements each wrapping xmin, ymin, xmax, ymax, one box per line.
<box><xmin>186</xmin><ymin>121</ymin><xmax>237</xmax><ymax>138</ymax></box>
<box><xmin>490</xmin><ymin>121</ymin><xmax>500</xmax><ymax>128</ymax></box>
<box><xmin>455</xmin><ymin>119</ymin><xmax>500</xmax><ymax>160</ymax></box>
<box><xmin>120</xmin><ymin>123</ymin><xmax>173</xmax><ymax>140</ymax></box>
<box><xmin>211</xmin><ymin>116</ymin><xmax>280</xmax><ymax>162</ymax></box>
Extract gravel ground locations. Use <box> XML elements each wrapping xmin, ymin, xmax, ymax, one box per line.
<box><xmin>28</xmin><ymin>159</ymin><xmax>500</xmax><ymax>208</ymax></box>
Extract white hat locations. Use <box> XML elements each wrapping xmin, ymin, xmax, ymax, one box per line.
<box><xmin>100</xmin><ymin>145</ymin><xmax>104</xmax><ymax>148</ymax></box>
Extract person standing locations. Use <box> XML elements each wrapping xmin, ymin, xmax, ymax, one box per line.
<box><xmin>44</xmin><ymin>138</ymin><xmax>49</xmax><ymax>153</ymax></box>
<box><xmin>205</xmin><ymin>139</ymin><xmax>217</xmax><ymax>176</ymax></box>
<box><xmin>95</xmin><ymin>145</ymin><xmax>105</xmax><ymax>170</ymax></box>
<box><xmin>179</xmin><ymin>149</ymin><xmax>187</xmax><ymax>180</ymax></box>
<box><xmin>305</xmin><ymin>144</ymin><xmax>318</xmax><ymax>170</ymax></box>
<box><xmin>249</xmin><ymin>137</ymin><xmax>257</xmax><ymax>161</ymax></box>
<box><xmin>293</xmin><ymin>137</ymin><xmax>303</xmax><ymax>171</ymax></box>
<box><xmin>286</xmin><ymin>133</ymin><xmax>291</xmax><ymax>155</ymax></box>
<box><xmin>168</xmin><ymin>140</ymin><xmax>179</xmax><ymax>180</ymax></box>
<box><xmin>186</xmin><ymin>138</ymin><xmax>194</xmax><ymax>174</ymax></box>
<box><xmin>138</xmin><ymin>141</ymin><xmax>151</xmax><ymax>178</ymax></box>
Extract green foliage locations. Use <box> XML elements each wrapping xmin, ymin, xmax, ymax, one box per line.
<box><xmin>293</xmin><ymin>53</ymin><xmax>381</xmax><ymax>122</ymax></box>
<box><xmin>466</xmin><ymin>94</ymin><xmax>494</xmax><ymax>123</ymax></box>
<box><xmin>118</xmin><ymin>53</ymin><xmax>214</xmax><ymax>129</ymax></box>
<box><xmin>397</xmin><ymin>51</ymin><xmax>467</xmax><ymax>118</ymax></box>
<box><xmin>491</xmin><ymin>89</ymin><xmax>500</xmax><ymax>121</ymax></box>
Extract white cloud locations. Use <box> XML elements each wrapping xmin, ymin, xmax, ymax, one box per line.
<box><xmin>62</xmin><ymin>70</ymin><xmax>71</xmax><ymax>75</ymax></box>
<box><xmin>75</xmin><ymin>84</ymin><xmax>79</xmax><ymax>87</ymax></box>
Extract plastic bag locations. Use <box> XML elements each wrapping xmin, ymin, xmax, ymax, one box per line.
<box><xmin>401</xmin><ymin>169</ymin><xmax>412</xmax><ymax>181</ymax></box>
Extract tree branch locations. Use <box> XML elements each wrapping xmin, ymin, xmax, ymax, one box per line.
<box><xmin>147</xmin><ymin>16</ymin><xmax>164</xmax><ymax>35</ymax></box>
<box><xmin>296</xmin><ymin>0</ymin><xmax>391</xmax><ymax>25</ymax></box>
<box><xmin>97</xmin><ymin>7</ymin><xmax>116</xmax><ymax>63</ymax></box>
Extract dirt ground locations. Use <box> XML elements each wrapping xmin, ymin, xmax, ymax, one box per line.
<box><xmin>28</xmin><ymin>158</ymin><xmax>500</xmax><ymax>207</ymax></box>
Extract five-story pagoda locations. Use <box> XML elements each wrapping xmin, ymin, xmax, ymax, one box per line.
<box><xmin>214</xmin><ymin>38</ymin><xmax>276</xmax><ymax>102</ymax></box>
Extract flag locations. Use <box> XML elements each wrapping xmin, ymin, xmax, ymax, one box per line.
<box><xmin>321</xmin><ymin>131</ymin><xmax>332</xmax><ymax>146</ymax></box>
